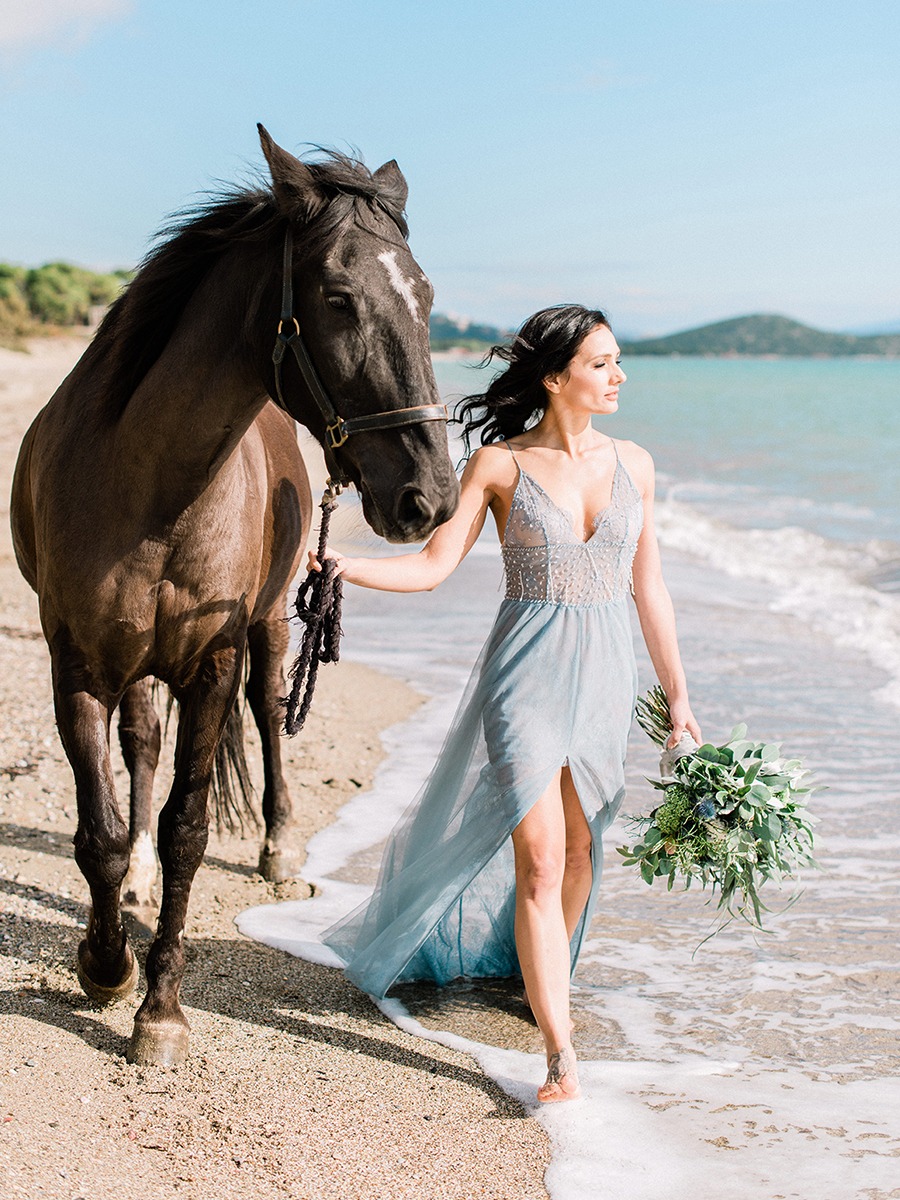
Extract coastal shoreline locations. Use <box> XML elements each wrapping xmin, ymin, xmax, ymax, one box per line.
<box><xmin>0</xmin><ymin>338</ymin><xmax>551</xmax><ymax>1200</ymax></box>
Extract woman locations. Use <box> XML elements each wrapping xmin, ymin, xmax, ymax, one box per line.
<box><xmin>314</xmin><ymin>304</ymin><xmax>701</xmax><ymax>1103</ymax></box>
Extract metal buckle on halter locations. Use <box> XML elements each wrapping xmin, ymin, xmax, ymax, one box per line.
<box><xmin>326</xmin><ymin>419</ymin><xmax>349</xmax><ymax>449</ymax></box>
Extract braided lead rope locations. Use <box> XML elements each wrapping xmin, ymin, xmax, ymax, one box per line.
<box><xmin>283</xmin><ymin>484</ymin><xmax>344</xmax><ymax>736</ymax></box>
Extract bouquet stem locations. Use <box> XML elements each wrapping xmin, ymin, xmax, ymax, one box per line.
<box><xmin>635</xmin><ymin>685</ymin><xmax>674</xmax><ymax>748</ymax></box>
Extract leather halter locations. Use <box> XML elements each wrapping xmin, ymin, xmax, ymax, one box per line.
<box><xmin>271</xmin><ymin>227</ymin><xmax>448</xmax><ymax>486</ymax></box>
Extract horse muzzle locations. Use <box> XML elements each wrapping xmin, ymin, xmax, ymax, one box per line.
<box><xmin>362</xmin><ymin>481</ymin><xmax>458</xmax><ymax>544</ymax></box>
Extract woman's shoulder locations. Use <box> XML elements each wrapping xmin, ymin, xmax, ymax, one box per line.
<box><xmin>611</xmin><ymin>438</ymin><xmax>655</xmax><ymax>490</ymax></box>
<box><xmin>463</xmin><ymin>441</ymin><xmax>519</xmax><ymax>487</ymax></box>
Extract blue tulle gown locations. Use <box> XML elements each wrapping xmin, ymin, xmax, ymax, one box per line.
<box><xmin>324</xmin><ymin>441</ymin><xmax>644</xmax><ymax>998</ymax></box>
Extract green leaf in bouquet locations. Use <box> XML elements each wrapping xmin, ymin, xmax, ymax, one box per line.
<box><xmin>743</xmin><ymin>761</ymin><xmax>762</xmax><ymax>786</ymax></box>
<box><xmin>729</xmin><ymin>740</ymin><xmax>753</xmax><ymax>759</ymax></box>
<box><xmin>727</xmin><ymin>723</ymin><xmax>748</xmax><ymax>742</ymax></box>
<box><xmin>761</xmin><ymin>743</ymin><xmax>780</xmax><ymax>760</ymax></box>
<box><xmin>751</xmin><ymin>820</ymin><xmax>770</xmax><ymax>842</ymax></box>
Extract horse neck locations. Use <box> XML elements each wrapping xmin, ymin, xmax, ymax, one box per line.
<box><xmin>116</xmin><ymin>245</ymin><xmax>273</xmax><ymax>517</ymax></box>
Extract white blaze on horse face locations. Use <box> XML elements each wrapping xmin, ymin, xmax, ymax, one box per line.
<box><xmin>377</xmin><ymin>250</ymin><xmax>422</xmax><ymax>324</ymax></box>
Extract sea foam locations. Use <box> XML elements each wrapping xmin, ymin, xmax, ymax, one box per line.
<box><xmin>655</xmin><ymin>496</ymin><xmax>900</xmax><ymax>709</ymax></box>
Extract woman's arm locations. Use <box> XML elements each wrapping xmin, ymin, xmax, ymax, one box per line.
<box><xmin>628</xmin><ymin>446</ymin><xmax>702</xmax><ymax>748</ymax></box>
<box><xmin>309</xmin><ymin>447</ymin><xmax>504</xmax><ymax>593</ymax></box>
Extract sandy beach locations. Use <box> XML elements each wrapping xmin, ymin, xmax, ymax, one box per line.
<box><xmin>0</xmin><ymin>337</ymin><xmax>551</xmax><ymax>1200</ymax></box>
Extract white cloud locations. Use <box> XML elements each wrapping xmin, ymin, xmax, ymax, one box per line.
<box><xmin>0</xmin><ymin>0</ymin><xmax>132</xmax><ymax>51</ymax></box>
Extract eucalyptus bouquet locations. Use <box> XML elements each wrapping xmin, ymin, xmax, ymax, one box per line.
<box><xmin>618</xmin><ymin>686</ymin><xmax>816</xmax><ymax>932</ymax></box>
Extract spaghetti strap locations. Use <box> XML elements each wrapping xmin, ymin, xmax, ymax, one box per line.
<box><xmin>503</xmin><ymin>441</ymin><xmax>519</xmax><ymax>460</ymax></box>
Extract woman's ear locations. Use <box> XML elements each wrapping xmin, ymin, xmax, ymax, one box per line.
<box><xmin>543</xmin><ymin>373</ymin><xmax>561</xmax><ymax>394</ymax></box>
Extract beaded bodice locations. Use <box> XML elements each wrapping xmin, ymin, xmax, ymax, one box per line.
<box><xmin>501</xmin><ymin>446</ymin><xmax>643</xmax><ymax>606</ymax></box>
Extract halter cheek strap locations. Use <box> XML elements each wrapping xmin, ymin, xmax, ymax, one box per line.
<box><xmin>271</xmin><ymin>227</ymin><xmax>448</xmax><ymax>486</ymax></box>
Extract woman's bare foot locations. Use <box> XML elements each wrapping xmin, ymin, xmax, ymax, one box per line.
<box><xmin>537</xmin><ymin>1046</ymin><xmax>582</xmax><ymax>1103</ymax></box>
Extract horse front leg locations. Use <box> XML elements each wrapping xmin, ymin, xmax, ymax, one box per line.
<box><xmin>52</xmin><ymin>668</ymin><xmax>138</xmax><ymax>1005</ymax></box>
<box><xmin>118</xmin><ymin>680</ymin><xmax>161</xmax><ymax>908</ymax></box>
<box><xmin>247</xmin><ymin>614</ymin><xmax>299</xmax><ymax>881</ymax></box>
<box><xmin>127</xmin><ymin>642</ymin><xmax>244</xmax><ymax>1066</ymax></box>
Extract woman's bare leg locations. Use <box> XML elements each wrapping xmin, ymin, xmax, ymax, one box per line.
<box><xmin>561</xmin><ymin>765</ymin><xmax>594</xmax><ymax>940</ymax></box>
<box><xmin>512</xmin><ymin>770</ymin><xmax>582</xmax><ymax>1102</ymax></box>
<box><xmin>520</xmin><ymin>767</ymin><xmax>593</xmax><ymax>1007</ymax></box>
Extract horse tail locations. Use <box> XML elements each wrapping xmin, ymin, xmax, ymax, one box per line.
<box><xmin>210</xmin><ymin>698</ymin><xmax>258</xmax><ymax>835</ymax></box>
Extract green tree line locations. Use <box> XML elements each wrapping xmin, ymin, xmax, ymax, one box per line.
<box><xmin>0</xmin><ymin>261</ymin><xmax>130</xmax><ymax>343</ymax></box>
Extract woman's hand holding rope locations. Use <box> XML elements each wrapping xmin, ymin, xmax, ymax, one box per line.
<box><xmin>307</xmin><ymin>547</ymin><xmax>348</xmax><ymax>576</ymax></box>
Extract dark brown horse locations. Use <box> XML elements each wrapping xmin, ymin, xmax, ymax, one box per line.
<box><xmin>9</xmin><ymin>125</ymin><xmax>458</xmax><ymax>1066</ymax></box>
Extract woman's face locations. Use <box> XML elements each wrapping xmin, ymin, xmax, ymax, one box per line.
<box><xmin>544</xmin><ymin>324</ymin><xmax>625</xmax><ymax>417</ymax></box>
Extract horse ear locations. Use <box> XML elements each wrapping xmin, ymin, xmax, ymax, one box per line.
<box><xmin>373</xmin><ymin>159</ymin><xmax>408</xmax><ymax>210</ymax></box>
<box><xmin>257</xmin><ymin>123</ymin><xmax>321</xmax><ymax>215</ymax></box>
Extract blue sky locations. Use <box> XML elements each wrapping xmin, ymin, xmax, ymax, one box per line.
<box><xmin>1</xmin><ymin>0</ymin><xmax>898</xmax><ymax>335</ymax></box>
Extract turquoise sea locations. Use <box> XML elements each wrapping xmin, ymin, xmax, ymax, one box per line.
<box><xmin>243</xmin><ymin>357</ymin><xmax>900</xmax><ymax>1199</ymax></box>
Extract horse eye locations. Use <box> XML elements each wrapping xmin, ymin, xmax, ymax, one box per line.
<box><xmin>326</xmin><ymin>294</ymin><xmax>350</xmax><ymax>311</ymax></box>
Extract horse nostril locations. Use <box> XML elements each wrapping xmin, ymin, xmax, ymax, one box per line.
<box><xmin>396</xmin><ymin>487</ymin><xmax>435</xmax><ymax>530</ymax></box>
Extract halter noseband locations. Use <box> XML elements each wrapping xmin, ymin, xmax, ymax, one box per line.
<box><xmin>271</xmin><ymin>227</ymin><xmax>448</xmax><ymax>486</ymax></box>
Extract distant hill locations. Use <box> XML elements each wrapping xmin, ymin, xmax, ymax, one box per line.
<box><xmin>429</xmin><ymin>313</ymin><xmax>507</xmax><ymax>351</ymax></box>
<box><xmin>619</xmin><ymin>313</ymin><xmax>900</xmax><ymax>357</ymax></box>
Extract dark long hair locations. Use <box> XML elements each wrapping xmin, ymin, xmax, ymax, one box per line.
<box><xmin>456</xmin><ymin>304</ymin><xmax>610</xmax><ymax>453</ymax></box>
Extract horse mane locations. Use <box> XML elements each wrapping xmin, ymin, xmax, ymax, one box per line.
<box><xmin>91</xmin><ymin>150</ymin><xmax>409</xmax><ymax>415</ymax></box>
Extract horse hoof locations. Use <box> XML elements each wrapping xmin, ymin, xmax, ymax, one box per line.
<box><xmin>257</xmin><ymin>845</ymin><xmax>301</xmax><ymax>883</ymax></box>
<box><xmin>127</xmin><ymin>1020</ymin><xmax>190</xmax><ymax>1067</ymax></box>
<box><xmin>76</xmin><ymin>940</ymin><xmax>138</xmax><ymax>1005</ymax></box>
